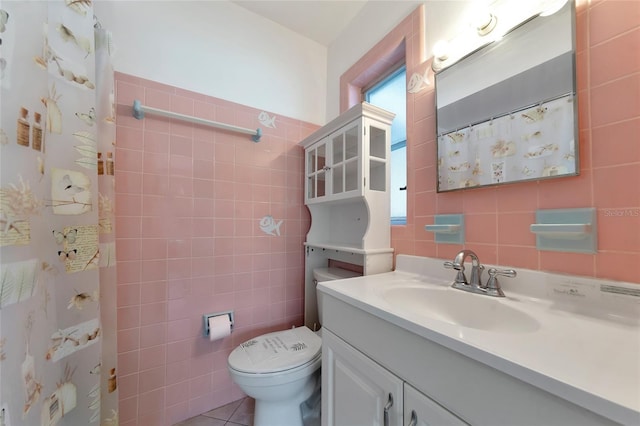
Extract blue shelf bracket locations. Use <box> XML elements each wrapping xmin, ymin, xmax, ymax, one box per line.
<box><xmin>425</xmin><ymin>214</ymin><xmax>465</xmax><ymax>244</ymax></box>
<box><xmin>132</xmin><ymin>99</ymin><xmax>144</xmax><ymax>119</ymax></box>
<box><xmin>530</xmin><ymin>208</ymin><xmax>597</xmax><ymax>253</ymax></box>
<box><xmin>252</xmin><ymin>128</ymin><xmax>262</xmax><ymax>143</ymax></box>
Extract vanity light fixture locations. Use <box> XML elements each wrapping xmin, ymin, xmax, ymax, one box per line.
<box><xmin>476</xmin><ymin>13</ymin><xmax>498</xmax><ymax>36</ymax></box>
<box><xmin>431</xmin><ymin>0</ymin><xmax>566</xmax><ymax>72</ymax></box>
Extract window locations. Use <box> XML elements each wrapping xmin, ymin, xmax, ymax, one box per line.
<box><xmin>365</xmin><ymin>66</ymin><xmax>407</xmax><ymax>225</ymax></box>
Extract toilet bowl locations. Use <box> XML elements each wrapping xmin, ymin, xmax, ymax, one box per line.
<box><xmin>227</xmin><ymin>267</ymin><xmax>360</xmax><ymax>426</ymax></box>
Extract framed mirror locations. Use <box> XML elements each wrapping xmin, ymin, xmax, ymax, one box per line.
<box><xmin>435</xmin><ymin>0</ymin><xmax>577</xmax><ymax>192</ymax></box>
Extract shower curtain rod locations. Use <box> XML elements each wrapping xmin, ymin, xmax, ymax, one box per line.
<box><xmin>132</xmin><ymin>100</ymin><xmax>262</xmax><ymax>142</ymax></box>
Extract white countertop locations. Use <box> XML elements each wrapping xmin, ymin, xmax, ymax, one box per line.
<box><xmin>318</xmin><ymin>255</ymin><xmax>640</xmax><ymax>425</ymax></box>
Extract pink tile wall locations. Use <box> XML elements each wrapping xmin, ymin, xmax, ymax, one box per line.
<box><xmin>343</xmin><ymin>1</ymin><xmax>640</xmax><ymax>284</ymax></box>
<box><xmin>114</xmin><ymin>72</ymin><xmax>316</xmax><ymax>425</ymax></box>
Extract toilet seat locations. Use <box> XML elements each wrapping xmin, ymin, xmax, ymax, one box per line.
<box><xmin>228</xmin><ymin>326</ymin><xmax>321</xmax><ymax>374</ymax></box>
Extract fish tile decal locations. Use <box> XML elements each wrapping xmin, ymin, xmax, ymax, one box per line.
<box><xmin>407</xmin><ymin>67</ymin><xmax>430</xmax><ymax>94</ymax></box>
<box><xmin>258</xmin><ymin>111</ymin><xmax>276</xmax><ymax>128</ymax></box>
<box><xmin>259</xmin><ymin>215</ymin><xmax>282</xmax><ymax>236</ymax></box>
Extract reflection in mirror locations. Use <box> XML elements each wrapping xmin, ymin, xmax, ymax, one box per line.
<box><xmin>435</xmin><ymin>0</ymin><xmax>577</xmax><ymax>192</ymax></box>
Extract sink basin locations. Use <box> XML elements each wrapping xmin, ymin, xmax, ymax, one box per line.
<box><xmin>381</xmin><ymin>284</ymin><xmax>540</xmax><ymax>333</ymax></box>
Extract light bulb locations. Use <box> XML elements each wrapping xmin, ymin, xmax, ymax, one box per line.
<box><xmin>476</xmin><ymin>13</ymin><xmax>498</xmax><ymax>36</ymax></box>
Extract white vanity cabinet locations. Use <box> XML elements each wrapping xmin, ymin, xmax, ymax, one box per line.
<box><xmin>319</xmin><ymin>286</ymin><xmax>619</xmax><ymax>426</ymax></box>
<box><xmin>322</xmin><ymin>328</ymin><xmax>467</xmax><ymax>426</ymax></box>
<box><xmin>404</xmin><ymin>384</ymin><xmax>467</xmax><ymax>426</ymax></box>
<box><xmin>300</xmin><ymin>102</ymin><xmax>395</xmax><ymax>330</ymax></box>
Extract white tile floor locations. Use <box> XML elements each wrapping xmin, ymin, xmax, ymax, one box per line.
<box><xmin>174</xmin><ymin>398</ymin><xmax>254</xmax><ymax>426</ymax></box>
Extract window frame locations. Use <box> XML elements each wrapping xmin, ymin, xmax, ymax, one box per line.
<box><xmin>364</xmin><ymin>65</ymin><xmax>407</xmax><ymax>226</ymax></box>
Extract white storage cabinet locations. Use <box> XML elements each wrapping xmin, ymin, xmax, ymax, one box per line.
<box><xmin>299</xmin><ymin>102</ymin><xmax>396</xmax><ymax>330</ymax></box>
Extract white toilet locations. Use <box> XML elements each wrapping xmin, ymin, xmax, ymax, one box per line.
<box><xmin>227</xmin><ymin>267</ymin><xmax>360</xmax><ymax>426</ymax></box>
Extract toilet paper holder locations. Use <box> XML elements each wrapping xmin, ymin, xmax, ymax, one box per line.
<box><xmin>203</xmin><ymin>310</ymin><xmax>234</xmax><ymax>338</ymax></box>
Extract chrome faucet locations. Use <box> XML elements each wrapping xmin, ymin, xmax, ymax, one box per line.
<box><xmin>444</xmin><ymin>249</ymin><xmax>484</xmax><ymax>290</ymax></box>
<box><xmin>444</xmin><ymin>250</ymin><xmax>516</xmax><ymax>297</ymax></box>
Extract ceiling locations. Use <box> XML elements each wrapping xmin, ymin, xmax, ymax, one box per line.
<box><xmin>231</xmin><ymin>1</ymin><xmax>369</xmax><ymax>46</ymax></box>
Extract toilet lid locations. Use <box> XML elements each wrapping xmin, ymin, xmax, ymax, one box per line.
<box><xmin>228</xmin><ymin>326</ymin><xmax>321</xmax><ymax>374</ymax></box>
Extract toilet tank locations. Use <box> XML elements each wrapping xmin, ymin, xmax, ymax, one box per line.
<box><xmin>314</xmin><ymin>267</ymin><xmax>361</xmax><ymax>327</ymax></box>
<box><xmin>313</xmin><ymin>267</ymin><xmax>361</xmax><ymax>283</ymax></box>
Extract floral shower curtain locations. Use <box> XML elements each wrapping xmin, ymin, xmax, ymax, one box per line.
<box><xmin>0</xmin><ymin>1</ymin><xmax>118</xmax><ymax>424</ymax></box>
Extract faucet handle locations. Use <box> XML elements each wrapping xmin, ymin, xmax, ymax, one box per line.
<box><xmin>443</xmin><ymin>261</ymin><xmax>467</xmax><ymax>285</ymax></box>
<box><xmin>488</xmin><ymin>268</ymin><xmax>516</xmax><ymax>279</ymax></box>
<box><xmin>484</xmin><ymin>268</ymin><xmax>516</xmax><ymax>297</ymax></box>
<box><xmin>443</xmin><ymin>261</ymin><xmax>458</xmax><ymax>270</ymax></box>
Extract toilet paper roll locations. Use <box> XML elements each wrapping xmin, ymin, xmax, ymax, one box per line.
<box><xmin>208</xmin><ymin>315</ymin><xmax>231</xmax><ymax>342</ymax></box>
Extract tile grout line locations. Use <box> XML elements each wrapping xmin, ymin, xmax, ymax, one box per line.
<box><xmin>173</xmin><ymin>398</ymin><xmax>252</xmax><ymax>425</ymax></box>
<box><xmin>228</xmin><ymin>398</ymin><xmax>245</xmax><ymax>421</ymax></box>
<box><xmin>228</xmin><ymin>398</ymin><xmax>251</xmax><ymax>425</ymax></box>
<box><xmin>198</xmin><ymin>398</ymin><xmax>248</xmax><ymax>423</ymax></box>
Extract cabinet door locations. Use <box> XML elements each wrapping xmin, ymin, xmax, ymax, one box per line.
<box><xmin>329</xmin><ymin>121</ymin><xmax>361</xmax><ymax>198</ymax></box>
<box><xmin>364</xmin><ymin>117</ymin><xmax>389</xmax><ymax>193</ymax></box>
<box><xmin>403</xmin><ymin>384</ymin><xmax>468</xmax><ymax>426</ymax></box>
<box><xmin>322</xmin><ymin>329</ymin><xmax>403</xmax><ymax>426</ymax></box>
<box><xmin>305</xmin><ymin>141</ymin><xmax>328</xmax><ymax>203</ymax></box>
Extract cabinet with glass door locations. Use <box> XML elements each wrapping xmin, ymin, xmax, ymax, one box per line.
<box><xmin>303</xmin><ymin>105</ymin><xmax>390</xmax><ymax>206</ymax></box>
<box><xmin>299</xmin><ymin>102</ymin><xmax>396</xmax><ymax>329</ymax></box>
